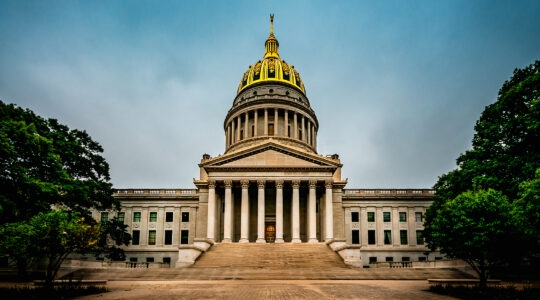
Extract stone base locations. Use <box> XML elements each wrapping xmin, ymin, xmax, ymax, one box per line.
<box><xmin>291</xmin><ymin>238</ymin><xmax>302</xmax><ymax>243</ymax></box>
<box><xmin>308</xmin><ymin>238</ymin><xmax>318</xmax><ymax>243</ymax></box>
<box><xmin>239</xmin><ymin>238</ymin><xmax>249</xmax><ymax>243</ymax></box>
<box><xmin>175</xmin><ymin>238</ymin><xmax>214</xmax><ymax>267</ymax></box>
<box><xmin>274</xmin><ymin>238</ymin><xmax>285</xmax><ymax>243</ymax></box>
<box><xmin>327</xmin><ymin>240</ymin><xmax>363</xmax><ymax>267</ymax></box>
<box><xmin>256</xmin><ymin>239</ymin><xmax>266</xmax><ymax>243</ymax></box>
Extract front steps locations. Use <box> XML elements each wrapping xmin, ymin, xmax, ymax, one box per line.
<box><xmin>194</xmin><ymin>243</ymin><xmax>345</xmax><ymax>269</ymax></box>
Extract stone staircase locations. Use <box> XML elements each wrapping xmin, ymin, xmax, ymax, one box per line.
<box><xmin>62</xmin><ymin>243</ymin><xmax>474</xmax><ymax>281</ymax></box>
<box><xmin>194</xmin><ymin>243</ymin><xmax>345</xmax><ymax>269</ymax></box>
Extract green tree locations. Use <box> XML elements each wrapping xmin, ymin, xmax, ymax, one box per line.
<box><xmin>0</xmin><ymin>101</ymin><xmax>118</xmax><ymax>223</ymax></box>
<box><xmin>512</xmin><ymin>168</ymin><xmax>540</xmax><ymax>257</ymax></box>
<box><xmin>96</xmin><ymin>217</ymin><xmax>132</xmax><ymax>261</ymax></box>
<box><xmin>30</xmin><ymin>210</ymin><xmax>101</xmax><ymax>287</ymax></box>
<box><xmin>0</xmin><ymin>221</ymin><xmax>40</xmax><ymax>279</ymax></box>
<box><xmin>428</xmin><ymin>189</ymin><xmax>515</xmax><ymax>288</ymax></box>
<box><xmin>424</xmin><ymin>60</ymin><xmax>540</xmax><ymax>274</ymax></box>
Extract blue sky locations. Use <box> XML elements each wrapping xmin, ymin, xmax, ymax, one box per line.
<box><xmin>1</xmin><ymin>0</ymin><xmax>539</xmax><ymax>188</ymax></box>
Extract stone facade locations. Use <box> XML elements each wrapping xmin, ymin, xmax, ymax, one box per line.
<box><xmin>93</xmin><ymin>16</ymin><xmax>439</xmax><ymax>267</ymax></box>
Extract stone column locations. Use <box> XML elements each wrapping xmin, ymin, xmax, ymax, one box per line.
<box><xmin>291</xmin><ymin>180</ymin><xmax>301</xmax><ymax>243</ymax></box>
<box><xmin>264</xmin><ymin>108</ymin><xmax>268</xmax><ymax>135</ymax></box>
<box><xmin>275</xmin><ymin>179</ymin><xmax>284</xmax><ymax>243</ymax></box>
<box><xmin>256</xmin><ymin>180</ymin><xmax>266</xmax><ymax>243</ymax></box>
<box><xmin>244</xmin><ymin>112</ymin><xmax>249</xmax><ymax>139</ymax></box>
<box><xmin>239</xmin><ymin>179</ymin><xmax>250</xmax><ymax>243</ymax></box>
<box><xmin>294</xmin><ymin>113</ymin><xmax>298</xmax><ymax>139</ymax></box>
<box><xmin>231</xmin><ymin>120</ymin><xmax>235</xmax><ymax>144</ymax></box>
<box><xmin>274</xmin><ymin>108</ymin><xmax>278</xmax><ymax>136</ymax></box>
<box><xmin>325</xmin><ymin>180</ymin><xmax>334</xmax><ymax>241</ymax></box>
<box><xmin>307</xmin><ymin>121</ymin><xmax>311</xmax><ymax>145</ymax></box>
<box><xmin>236</xmin><ymin>115</ymin><xmax>241</xmax><ymax>141</ymax></box>
<box><xmin>207</xmin><ymin>180</ymin><xmax>216</xmax><ymax>241</ymax></box>
<box><xmin>301</xmin><ymin>115</ymin><xmax>305</xmax><ymax>142</ymax></box>
<box><xmin>254</xmin><ymin>109</ymin><xmax>258</xmax><ymax>137</ymax></box>
<box><xmin>284</xmin><ymin>110</ymin><xmax>289</xmax><ymax>137</ymax></box>
<box><xmin>308</xmin><ymin>180</ymin><xmax>317</xmax><ymax>243</ymax></box>
<box><xmin>223</xmin><ymin>180</ymin><xmax>232</xmax><ymax>243</ymax></box>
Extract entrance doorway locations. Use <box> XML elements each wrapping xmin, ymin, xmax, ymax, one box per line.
<box><xmin>265</xmin><ymin>223</ymin><xmax>275</xmax><ymax>243</ymax></box>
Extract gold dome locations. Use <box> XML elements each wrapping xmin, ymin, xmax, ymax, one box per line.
<box><xmin>237</xmin><ymin>15</ymin><xmax>306</xmax><ymax>94</ymax></box>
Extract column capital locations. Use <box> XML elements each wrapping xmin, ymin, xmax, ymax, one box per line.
<box><xmin>275</xmin><ymin>179</ymin><xmax>284</xmax><ymax>189</ymax></box>
<box><xmin>292</xmin><ymin>180</ymin><xmax>301</xmax><ymax>189</ymax></box>
<box><xmin>208</xmin><ymin>179</ymin><xmax>216</xmax><ymax>189</ymax></box>
<box><xmin>241</xmin><ymin>179</ymin><xmax>250</xmax><ymax>189</ymax></box>
<box><xmin>224</xmin><ymin>179</ymin><xmax>232</xmax><ymax>188</ymax></box>
<box><xmin>257</xmin><ymin>179</ymin><xmax>266</xmax><ymax>189</ymax></box>
<box><xmin>308</xmin><ymin>180</ymin><xmax>317</xmax><ymax>189</ymax></box>
<box><xmin>325</xmin><ymin>180</ymin><xmax>333</xmax><ymax>189</ymax></box>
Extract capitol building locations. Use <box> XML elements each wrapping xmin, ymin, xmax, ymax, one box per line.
<box><xmin>101</xmin><ymin>16</ymin><xmax>439</xmax><ymax>268</ymax></box>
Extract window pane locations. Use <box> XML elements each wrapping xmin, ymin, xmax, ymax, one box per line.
<box><xmin>117</xmin><ymin>212</ymin><xmax>125</xmax><ymax>223</ymax></box>
<box><xmin>146</xmin><ymin>257</ymin><xmax>154</xmax><ymax>263</ymax></box>
<box><xmin>164</xmin><ymin>230</ymin><xmax>173</xmax><ymax>245</ymax></box>
<box><xmin>182</xmin><ymin>212</ymin><xmax>189</xmax><ymax>222</ymax></box>
<box><xmin>399</xmin><ymin>212</ymin><xmax>406</xmax><ymax>222</ymax></box>
<box><xmin>148</xmin><ymin>230</ymin><xmax>156</xmax><ymax>245</ymax></box>
<box><xmin>133</xmin><ymin>212</ymin><xmax>141</xmax><ymax>222</ymax></box>
<box><xmin>415</xmin><ymin>212</ymin><xmax>423</xmax><ymax>222</ymax></box>
<box><xmin>351</xmin><ymin>212</ymin><xmax>359</xmax><ymax>222</ymax></box>
<box><xmin>384</xmin><ymin>230</ymin><xmax>392</xmax><ymax>244</ymax></box>
<box><xmin>149</xmin><ymin>212</ymin><xmax>157</xmax><ymax>222</ymax></box>
<box><xmin>368</xmin><ymin>230</ymin><xmax>376</xmax><ymax>244</ymax></box>
<box><xmin>351</xmin><ymin>230</ymin><xmax>360</xmax><ymax>244</ymax></box>
<box><xmin>369</xmin><ymin>257</ymin><xmax>377</xmax><ymax>264</ymax></box>
<box><xmin>367</xmin><ymin>212</ymin><xmax>375</xmax><ymax>222</ymax></box>
<box><xmin>400</xmin><ymin>230</ymin><xmax>408</xmax><ymax>245</ymax></box>
<box><xmin>165</xmin><ymin>212</ymin><xmax>173</xmax><ymax>222</ymax></box>
<box><xmin>132</xmin><ymin>230</ymin><xmax>140</xmax><ymax>245</ymax></box>
<box><xmin>181</xmin><ymin>230</ymin><xmax>189</xmax><ymax>244</ymax></box>
<box><xmin>101</xmin><ymin>212</ymin><xmax>108</xmax><ymax>222</ymax></box>
<box><xmin>416</xmin><ymin>230</ymin><xmax>424</xmax><ymax>245</ymax></box>
<box><xmin>383</xmin><ymin>212</ymin><xmax>391</xmax><ymax>222</ymax></box>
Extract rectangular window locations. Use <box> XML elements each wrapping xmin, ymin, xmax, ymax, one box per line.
<box><xmin>163</xmin><ymin>257</ymin><xmax>171</xmax><ymax>264</ymax></box>
<box><xmin>148</xmin><ymin>230</ymin><xmax>156</xmax><ymax>245</ymax></box>
<box><xmin>384</xmin><ymin>230</ymin><xmax>392</xmax><ymax>244</ymax></box>
<box><xmin>415</xmin><ymin>212</ymin><xmax>423</xmax><ymax>222</ymax></box>
<box><xmin>251</xmin><ymin>125</ymin><xmax>255</xmax><ymax>137</ymax></box>
<box><xmin>165</xmin><ymin>212</ymin><xmax>173</xmax><ymax>222</ymax></box>
<box><xmin>132</xmin><ymin>230</ymin><xmax>140</xmax><ymax>245</ymax></box>
<box><xmin>146</xmin><ymin>257</ymin><xmax>154</xmax><ymax>263</ymax></box>
<box><xmin>367</xmin><ymin>212</ymin><xmax>375</xmax><ymax>222</ymax></box>
<box><xmin>181</xmin><ymin>230</ymin><xmax>189</xmax><ymax>245</ymax></box>
<box><xmin>268</xmin><ymin>123</ymin><xmax>274</xmax><ymax>136</ymax></box>
<box><xmin>351</xmin><ymin>230</ymin><xmax>360</xmax><ymax>244</ymax></box>
<box><xmin>385</xmin><ymin>257</ymin><xmax>393</xmax><ymax>262</ymax></box>
<box><xmin>399</xmin><ymin>212</ymin><xmax>407</xmax><ymax>222</ymax></box>
<box><xmin>351</xmin><ymin>212</ymin><xmax>359</xmax><ymax>222</ymax></box>
<box><xmin>369</xmin><ymin>257</ymin><xmax>377</xmax><ymax>264</ymax></box>
<box><xmin>117</xmin><ymin>212</ymin><xmax>125</xmax><ymax>223</ymax></box>
<box><xmin>100</xmin><ymin>212</ymin><xmax>108</xmax><ymax>222</ymax></box>
<box><xmin>400</xmin><ymin>230</ymin><xmax>408</xmax><ymax>245</ymax></box>
<box><xmin>164</xmin><ymin>230</ymin><xmax>173</xmax><ymax>245</ymax></box>
<box><xmin>383</xmin><ymin>212</ymin><xmax>391</xmax><ymax>222</ymax></box>
<box><xmin>129</xmin><ymin>257</ymin><xmax>138</xmax><ymax>262</ymax></box>
<box><xmin>133</xmin><ymin>212</ymin><xmax>141</xmax><ymax>222</ymax></box>
<box><xmin>149</xmin><ymin>212</ymin><xmax>157</xmax><ymax>222</ymax></box>
<box><xmin>368</xmin><ymin>230</ymin><xmax>376</xmax><ymax>245</ymax></box>
<box><xmin>402</xmin><ymin>257</ymin><xmax>410</xmax><ymax>261</ymax></box>
<box><xmin>416</xmin><ymin>230</ymin><xmax>424</xmax><ymax>245</ymax></box>
<box><xmin>418</xmin><ymin>257</ymin><xmax>427</xmax><ymax>262</ymax></box>
<box><xmin>182</xmin><ymin>212</ymin><xmax>189</xmax><ymax>222</ymax></box>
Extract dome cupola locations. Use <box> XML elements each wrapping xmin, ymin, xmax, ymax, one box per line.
<box><xmin>237</xmin><ymin>14</ymin><xmax>306</xmax><ymax>94</ymax></box>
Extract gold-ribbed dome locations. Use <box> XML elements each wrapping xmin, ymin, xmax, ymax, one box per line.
<box><xmin>237</xmin><ymin>14</ymin><xmax>306</xmax><ymax>94</ymax></box>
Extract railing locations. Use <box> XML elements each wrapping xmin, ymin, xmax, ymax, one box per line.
<box><xmin>115</xmin><ymin>189</ymin><xmax>198</xmax><ymax>195</ymax></box>
<box><xmin>125</xmin><ymin>262</ymin><xmax>149</xmax><ymax>268</ymax></box>
<box><xmin>344</xmin><ymin>189</ymin><xmax>435</xmax><ymax>196</ymax></box>
<box><xmin>389</xmin><ymin>261</ymin><xmax>412</xmax><ymax>268</ymax></box>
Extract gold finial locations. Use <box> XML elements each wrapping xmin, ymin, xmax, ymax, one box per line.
<box><xmin>270</xmin><ymin>14</ymin><xmax>274</xmax><ymax>35</ymax></box>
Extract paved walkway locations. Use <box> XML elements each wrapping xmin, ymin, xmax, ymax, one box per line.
<box><xmin>73</xmin><ymin>280</ymin><xmax>458</xmax><ymax>300</ymax></box>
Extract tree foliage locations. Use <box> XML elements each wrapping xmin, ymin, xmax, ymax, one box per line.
<box><xmin>428</xmin><ymin>189</ymin><xmax>514</xmax><ymax>288</ymax></box>
<box><xmin>0</xmin><ymin>101</ymin><xmax>118</xmax><ymax>223</ymax></box>
<box><xmin>425</xmin><ymin>60</ymin><xmax>540</xmax><ymax>284</ymax></box>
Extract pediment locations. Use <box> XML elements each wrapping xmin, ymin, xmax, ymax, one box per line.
<box><xmin>200</xmin><ymin>142</ymin><xmax>341</xmax><ymax>170</ymax></box>
<box><xmin>220</xmin><ymin>149</ymin><xmax>320</xmax><ymax>167</ymax></box>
